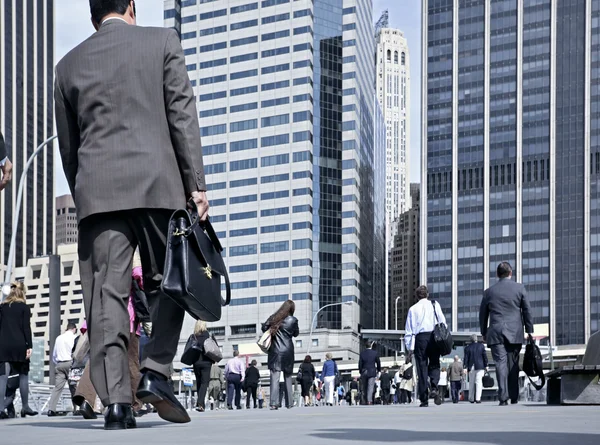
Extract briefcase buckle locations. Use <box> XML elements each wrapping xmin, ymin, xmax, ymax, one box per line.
<box><xmin>203</xmin><ymin>264</ymin><xmax>213</xmax><ymax>279</ymax></box>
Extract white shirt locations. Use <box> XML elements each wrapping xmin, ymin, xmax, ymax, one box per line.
<box><xmin>404</xmin><ymin>298</ymin><xmax>447</xmax><ymax>350</ymax></box>
<box><xmin>0</xmin><ymin>157</ymin><xmax>7</xmax><ymax>167</ymax></box>
<box><xmin>102</xmin><ymin>17</ymin><xmax>128</xmax><ymax>25</ymax></box>
<box><xmin>439</xmin><ymin>371</ymin><xmax>448</xmax><ymax>386</ymax></box>
<box><xmin>52</xmin><ymin>330</ymin><xmax>76</xmax><ymax>363</ymax></box>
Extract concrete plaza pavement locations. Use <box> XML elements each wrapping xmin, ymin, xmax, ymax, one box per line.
<box><xmin>0</xmin><ymin>402</ymin><xmax>598</xmax><ymax>445</ymax></box>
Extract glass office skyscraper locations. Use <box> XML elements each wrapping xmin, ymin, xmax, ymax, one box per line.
<box><xmin>164</xmin><ymin>0</ymin><xmax>385</xmax><ymax>357</ymax></box>
<box><xmin>0</xmin><ymin>0</ymin><xmax>55</xmax><ymax>268</ymax></box>
<box><xmin>422</xmin><ymin>0</ymin><xmax>600</xmax><ymax>345</ymax></box>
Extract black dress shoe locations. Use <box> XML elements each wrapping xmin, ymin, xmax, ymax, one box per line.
<box><xmin>499</xmin><ymin>401</ymin><xmax>508</xmax><ymax>406</ymax></box>
<box><xmin>20</xmin><ymin>408</ymin><xmax>38</xmax><ymax>417</ymax></box>
<box><xmin>7</xmin><ymin>404</ymin><xmax>16</xmax><ymax>418</ymax></box>
<box><xmin>47</xmin><ymin>410</ymin><xmax>59</xmax><ymax>417</ymax></box>
<box><xmin>104</xmin><ymin>403</ymin><xmax>133</xmax><ymax>430</ymax></box>
<box><xmin>511</xmin><ymin>399</ymin><xmax>518</xmax><ymax>405</ymax></box>
<box><xmin>79</xmin><ymin>401</ymin><xmax>98</xmax><ymax>420</ymax></box>
<box><xmin>136</xmin><ymin>371</ymin><xmax>190</xmax><ymax>424</ymax></box>
<box><xmin>126</xmin><ymin>407</ymin><xmax>137</xmax><ymax>429</ymax></box>
<box><xmin>0</xmin><ymin>412</ymin><xmax>8</xmax><ymax>420</ymax></box>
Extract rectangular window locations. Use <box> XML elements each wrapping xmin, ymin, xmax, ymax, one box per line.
<box><xmin>262</xmin><ymin>97</ymin><xmax>289</xmax><ymax>108</ymax></box>
<box><xmin>262</xmin><ymin>13</ymin><xmax>289</xmax><ymax>24</ymax></box>
<box><xmin>230</xmin><ymin>69</ymin><xmax>258</xmax><ymax>80</ymax></box>
<box><xmin>261</xmin><ymin>80</ymin><xmax>290</xmax><ymax>91</ymax></box>
<box><xmin>199</xmin><ymin>25</ymin><xmax>227</xmax><ymax>37</ymax></box>
<box><xmin>293</xmin><ymin>259</ymin><xmax>312</xmax><ymax>268</ymax></box>
<box><xmin>203</xmin><ymin>143</ymin><xmax>227</xmax><ymax>156</ymax></box>
<box><xmin>293</xmin><ymin>60</ymin><xmax>312</xmax><ymax>70</ymax></box>
<box><xmin>293</xmin><ymin>94</ymin><xmax>313</xmax><ymax>103</ymax></box>
<box><xmin>292</xmin><ymin>205</ymin><xmax>312</xmax><ymax>213</ymax></box>
<box><xmin>184</xmin><ymin>47</ymin><xmax>197</xmax><ymax>56</ymax></box>
<box><xmin>204</xmin><ymin>163</ymin><xmax>226</xmax><ymax>175</ymax></box>
<box><xmin>293</xmin><ymin>131</ymin><xmax>312</xmax><ymax>143</ymax></box>
<box><xmin>186</xmin><ymin>63</ymin><xmax>197</xmax><ymax>71</ymax></box>
<box><xmin>199</xmin><ymin>9</ymin><xmax>226</xmax><ymax>20</ymax></box>
<box><xmin>261</xmin><ymin>207</ymin><xmax>289</xmax><ymax>217</ymax></box>
<box><xmin>261</xmin><ymin>173</ymin><xmax>289</xmax><ymax>184</ymax></box>
<box><xmin>260</xmin><ymin>294</ymin><xmax>289</xmax><ymax>304</ymax></box>
<box><xmin>230</xmin><ymin>177</ymin><xmax>258</xmax><ymax>187</ymax></box>
<box><xmin>229</xmin><ymin>245</ymin><xmax>257</xmax><ymax>257</ymax></box>
<box><xmin>342</xmin><ymin>6</ymin><xmax>356</xmax><ymax>14</ymax></box>
<box><xmin>261</xmin><ymin>224</ymin><xmax>289</xmax><ymax>234</ymax></box>
<box><xmin>261</xmin><ymin>241</ymin><xmax>289</xmax><ymax>253</ymax></box>
<box><xmin>230</xmin><ymin>52</ymin><xmax>258</xmax><ymax>64</ymax></box>
<box><xmin>262</xmin><ymin>63</ymin><xmax>290</xmax><ymax>75</ymax></box>
<box><xmin>199</xmin><ymin>107</ymin><xmax>226</xmax><ymax>118</ymax></box>
<box><xmin>164</xmin><ymin>9</ymin><xmax>177</xmax><ymax>19</ymax></box>
<box><xmin>292</xmin><ymin>239</ymin><xmax>312</xmax><ymax>250</ymax></box>
<box><xmin>343</xmin><ymin>40</ymin><xmax>356</xmax><ymax>47</ymax></box>
<box><xmin>230</xmin><ymin>298</ymin><xmax>258</xmax><ymax>306</ymax></box>
<box><xmin>261</xmin><ymin>190</ymin><xmax>289</xmax><ymax>200</ymax></box>
<box><xmin>261</xmin><ymin>114</ymin><xmax>289</xmax><ymax>127</ymax></box>
<box><xmin>229</xmin><ymin>229</ymin><xmax>257</xmax><ymax>238</ymax></box>
<box><xmin>231</xmin><ymin>281</ymin><xmax>257</xmax><ymax>290</ymax></box>
<box><xmin>292</xmin><ymin>222</ymin><xmax>311</xmax><ymax>231</ymax></box>
<box><xmin>343</xmin><ymin>72</ymin><xmax>356</xmax><ymax>80</ymax></box>
<box><xmin>293</xmin><ymin>188</ymin><xmax>312</xmax><ymax>197</ymax></box>
<box><xmin>231</xmin><ymin>36</ymin><xmax>259</xmax><ymax>47</ymax></box>
<box><xmin>230</xmin><ymin>19</ymin><xmax>258</xmax><ymax>30</ymax></box>
<box><xmin>211</xmin><ymin>215</ymin><xmax>226</xmax><ymax>223</ymax></box>
<box><xmin>293</xmin><ymin>77</ymin><xmax>312</xmax><ymax>87</ymax></box>
<box><xmin>294</xmin><ymin>9</ymin><xmax>312</xmax><ymax>18</ymax></box>
<box><xmin>261</xmin><ymin>134</ymin><xmax>289</xmax><ymax>147</ymax></box>
<box><xmin>261</xmin><ymin>153</ymin><xmax>289</xmax><ymax>167</ymax></box>
<box><xmin>342</xmin><ymin>23</ymin><xmax>356</xmax><ymax>31</ymax></box>
<box><xmin>292</xmin><ymin>171</ymin><xmax>311</xmax><ymax>180</ymax></box>
<box><xmin>199</xmin><ymin>58</ymin><xmax>227</xmax><ymax>69</ymax></box>
<box><xmin>230</xmin><ymin>139</ymin><xmax>258</xmax><ymax>152</ymax></box>
<box><xmin>230</xmin><ymin>194</ymin><xmax>257</xmax><ymax>204</ymax></box>
<box><xmin>260</xmin><ymin>278</ymin><xmax>289</xmax><ymax>287</ymax></box>
<box><xmin>293</xmin><ymin>26</ymin><xmax>312</xmax><ymax>35</ymax></box>
<box><xmin>231</xmin><ymin>3</ymin><xmax>258</xmax><ymax>14</ymax></box>
<box><xmin>200</xmin><ymin>74</ymin><xmax>227</xmax><ymax>86</ymax></box>
<box><xmin>262</xmin><ymin>46</ymin><xmax>290</xmax><ymax>58</ymax></box>
<box><xmin>230</xmin><ymin>158</ymin><xmax>258</xmax><ymax>171</ymax></box>
<box><xmin>292</xmin><ymin>276</ymin><xmax>312</xmax><ymax>284</ymax></box>
<box><xmin>293</xmin><ymin>111</ymin><xmax>312</xmax><ymax>123</ymax></box>
<box><xmin>207</xmin><ymin>181</ymin><xmax>226</xmax><ymax>191</ymax></box>
<box><xmin>261</xmin><ymin>260</ymin><xmax>289</xmax><ymax>270</ymax></box>
<box><xmin>210</xmin><ymin>198</ymin><xmax>226</xmax><ymax>207</ymax></box>
<box><xmin>230</xmin><ymin>102</ymin><xmax>258</xmax><ymax>113</ymax></box>
<box><xmin>229</xmin><ymin>263</ymin><xmax>258</xmax><ymax>272</ymax></box>
<box><xmin>201</xmin><ymin>124</ymin><xmax>226</xmax><ymax>137</ymax></box>
<box><xmin>230</xmin><ymin>85</ymin><xmax>258</xmax><ymax>96</ymax></box>
<box><xmin>200</xmin><ymin>42</ymin><xmax>227</xmax><ymax>53</ymax></box>
<box><xmin>230</xmin><ymin>119</ymin><xmax>258</xmax><ymax>132</ymax></box>
<box><xmin>342</xmin><ymin>55</ymin><xmax>356</xmax><ymax>64</ymax></box>
<box><xmin>262</xmin><ymin>30</ymin><xmax>290</xmax><ymax>41</ymax></box>
<box><xmin>292</xmin><ymin>292</ymin><xmax>312</xmax><ymax>301</ymax></box>
<box><xmin>181</xmin><ymin>31</ymin><xmax>197</xmax><ymax>40</ymax></box>
<box><xmin>261</xmin><ymin>0</ymin><xmax>289</xmax><ymax>7</ymax></box>
<box><xmin>231</xmin><ymin>324</ymin><xmax>257</xmax><ymax>334</ymax></box>
<box><xmin>293</xmin><ymin>43</ymin><xmax>312</xmax><ymax>52</ymax></box>
<box><xmin>293</xmin><ymin>151</ymin><xmax>312</xmax><ymax>163</ymax></box>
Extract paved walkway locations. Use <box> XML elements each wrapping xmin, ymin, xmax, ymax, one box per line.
<box><xmin>1</xmin><ymin>402</ymin><xmax>598</xmax><ymax>445</ymax></box>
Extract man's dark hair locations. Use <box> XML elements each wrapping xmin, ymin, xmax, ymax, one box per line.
<box><xmin>233</xmin><ymin>350</ymin><xmax>239</xmax><ymax>357</ymax></box>
<box><xmin>250</xmin><ymin>360</ymin><xmax>257</xmax><ymax>367</ymax></box>
<box><xmin>497</xmin><ymin>262</ymin><xmax>512</xmax><ymax>279</ymax></box>
<box><xmin>370</xmin><ymin>342</ymin><xmax>377</xmax><ymax>350</ymax></box>
<box><xmin>415</xmin><ymin>285</ymin><xmax>429</xmax><ymax>300</ymax></box>
<box><xmin>89</xmin><ymin>0</ymin><xmax>131</xmax><ymax>24</ymax></box>
<box><xmin>66</xmin><ymin>322</ymin><xmax>77</xmax><ymax>331</ymax></box>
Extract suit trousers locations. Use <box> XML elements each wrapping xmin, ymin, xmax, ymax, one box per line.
<box><xmin>226</xmin><ymin>374</ymin><xmax>242</xmax><ymax>408</ymax></box>
<box><xmin>490</xmin><ymin>340</ymin><xmax>522</xmax><ymax>403</ymax></box>
<box><xmin>78</xmin><ymin>209</ymin><xmax>184</xmax><ymax>406</ymax></box>
<box><xmin>269</xmin><ymin>370</ymin><xmax>292</xmax><ymax>408</ymax></box>
<box><xmin>450</xmin><ymin>380</ymin><xmax>462</xmax><ymax>403</ymax></box>
<box><xmin>361</xmin><ymin>376</ymin><xmax>376</xmax><ymax>404</ymax></box>
<box><xmin>193</xmin><ymin>364</ymin><xmax>211</xmax><ymax>409</ymax></box>
<box><xmin>414</xmin><ymin>331</ymin><xmax>441</xmax><ymax>403</ymax></box>
<box><xmin>469</xmin><ymin>368</ymin><xmax>485</xmax><ymax>402</ymax></box>
<box><xmin>48</xmin><ymin>362</ymin><xmax>75</xmax><ymax>411</ymax></box>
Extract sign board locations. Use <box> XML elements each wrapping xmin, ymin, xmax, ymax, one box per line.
<box><xmin>182</xmin><ymin>368</ymin><xmax>194</xmax><ymax>387</ymax></box>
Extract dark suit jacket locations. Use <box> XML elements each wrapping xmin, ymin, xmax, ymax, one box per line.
<box><xmin>480</xmin><ymin>278</ymin><xmax>534</xmax><ymax>346</ymax></box>
<box><xmin>464</xmin><ymin>342</ymin><xmax>488</xmax><ymax>371</ymax></box>
<box><xmin>0</xmin><ymin>302</ymin><xmax>32</xmax><ymax>363</ymax></box>
<box><xmin>245</xmin><ymin>366</ymin><xmax>260</xmax><ymax>386</ymax></box>
<box><xmin>54</xmin><ymin>20</ymin><xmax>205</xmax><ymax>222</ymax></box>
<box><xmin>0</xmin><ymin>131</ymin><xmax>6</xmax><ymax>160</ymax></box>
<box><xmin>358</xmin><ymin>349</ymin><xmax>381</xmax><ymax>378</ymax></box>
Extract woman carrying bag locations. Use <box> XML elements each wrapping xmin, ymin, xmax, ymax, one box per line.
<box><xmin>261</xmin><ymin>300</ymin><xmax>299</xmax><ymax>410</ymax></box>
<box><xmin>191</xmin><ymin>321</ymin><xmax>214</xmax><ymax>412</ymax></box>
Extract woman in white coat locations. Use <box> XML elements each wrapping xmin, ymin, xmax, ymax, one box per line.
<box><xmin>398</xmin><ymin>355</ymin><xmax>415</xmax><ymax>404</ymax></box>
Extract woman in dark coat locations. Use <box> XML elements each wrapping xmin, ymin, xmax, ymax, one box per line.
<box><xmin>192</xmin><ymin>320</ymin><xmax>213</xmax><ymax>412</ymax></box>
<box><xmin>261</xmin><ymin>300</ymin><xmax>299</xmax><ymax>410</ymax></box>
<box><xmin>299</xmin><ymin>355</ymin><xmax>316</xmax><ymax>406</ymax></box>
<box><xmin>0</xmin><ymin>282</ymin><xmax>37</xmax><ymax>418</ymax></box>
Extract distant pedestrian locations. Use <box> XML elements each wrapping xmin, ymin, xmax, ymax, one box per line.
<box><xmin>321</xmin><ymin>353</ymin><xmax>338</xmax><ymax>406</ymax></box>
<box><xmin>299</xmin><ymin>355</ymin><xmax>316</xmax><ymax>406</ymax></box>
<box><xmin>207</xmin><ymin>363</ymin><xmax>224</xmax><ymax>411</ymax></box>
<box><xmin>0</xmin><ymin>282</ymin><xmax>37</xmax><ymax>419</ymax></box>
<box><xmin>480</xmin><ymin>262</ymin><xmax>533</xmax><ymax>406</ymax></box>
<box><xmin>224</xmin><ymin>350</ymin><xmax>245</xmax><ymax>410</ymax></box>
<box><xmin>47</xmin><ymin>323</ymin><xmax>78</xmax><ymax>416</ymax></box>
<box><xmin>337</xmin><ymin>382</ymin><xmax>346</xmax><ymax>406</ymax></box>
<box><xmin>245</xmin><ymin>360</ymin><xmax>260</xmax><ymax>409</ymax></box>
<box><xmin>448</xmin><ymin>356</ymin><xmax>464</xmax><ymax>404</ymax></box>
<box><xmin>379</xmin><ymin>368</ymin><xmax>392</xmax><ymax>405</ymax></box>
<box><xmin>258</xmin><ymin>386</ymin><xmax>265</xmax><ymax>409</ymax></box>
<box><xmin>464</xmin><ymin>334</ymin><xmax>488</xmax><ymax>404</ymax></box>
<box><xmin>398</xmin><ymin>355</ymin><xmax>415</xmax><ymax>404</ymax></box>
<box><xmin>261</xmin><ymin>300</ymin><xmax>299</xmax><ymax>410</ymax></box>
<box><xmin>359</xmin><ymin>342</ymin><xmax>381</xmax><ymax>405</ymax></box>
<box><xmin>405</xmin><ymin>285</ymin><xmax>448</xmax><ymax>407</ymax></box>
<box><xmin>191</xmin><ymin>321</ymin><xmax>213</xmax><ymax>412</ymax></box>
<box><xmin>438</xmin><ymin>368</ymin><xmax>448</xmax><ymax>403</ymax></box>
<box><xmin>349</xmin><ymin>378</ymin><xmax>359</xmax><ymax>405</ymax></box>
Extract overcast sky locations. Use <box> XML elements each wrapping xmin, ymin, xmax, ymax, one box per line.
<box><xmin>54</xmin><ymin>0</ymin><xmax>421</xmax><ymax>196</ymax></box>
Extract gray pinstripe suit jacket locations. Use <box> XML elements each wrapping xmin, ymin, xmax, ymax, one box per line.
<box><xmin>54</xmin><ymin>20</ymin><xmax>205</xmax><ymax>222</ymax></box>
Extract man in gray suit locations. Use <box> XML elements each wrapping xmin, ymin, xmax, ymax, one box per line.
<box><xmin>0</xmin><ymin>131</ymin><xmax>13</xmax><ymax>191</ymax></box>
<box><xmin>480</xmin><ymin>262</ymin><xmax>533</xmax><ymax>406</ymax></box>
<box><xmin>54</xmin><ymin>0</ymin><xmax>208</xmax><ymax>429</ymax></box>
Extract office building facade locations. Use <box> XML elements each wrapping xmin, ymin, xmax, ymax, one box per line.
<box><xmin>376</xmin><ymin>27</ymin><xmax>411</xmax><ymax>224</ymax></box>
<box><xmin>422</xmin><ymin>0</ymin><xmax>600</xmax><ymax>345</ymax></box>
<box><xmin>164</xmin><ymin>0</ymin><xmax>384</xmax><ymax>359</ymax></box>
<box><xmin>0</xmin><ymin>0</ymin><xmax>55</xmax><ymax>269</ymax></box>
<box><xmin>55</xmin><ymin>194</ymin><xmax>77</xmax><ymax>246</ymax></box>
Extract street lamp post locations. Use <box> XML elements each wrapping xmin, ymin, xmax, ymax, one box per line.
<box><xmin>306</xmin><ymin>301</ymin><xmax>353</xmax><ymax>355</ymax></box>
<box><xmin>1</xmin><ymin>135</ymin><xmax>58</xmax><ymax>300</ymax></box>
<box><xmin>394</xmin><ymin>296</ymin><xmax>402</xmax><ymax>331</ymax></box>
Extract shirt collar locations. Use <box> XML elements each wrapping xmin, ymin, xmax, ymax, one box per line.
<box><xmin>101</xmin><ymin>17</ymin><xmax>128</xmax><ymax>26</ymax></box>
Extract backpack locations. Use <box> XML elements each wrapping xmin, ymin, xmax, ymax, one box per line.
<box><xmin>523</xmin><ymin>336</ymin><xmax>545</xmax><ymax>390</ymax></box>
<box><xmin>402</xmin><ymin>364</ymin><xmax>413</xmax><ymax>380</ymax></box>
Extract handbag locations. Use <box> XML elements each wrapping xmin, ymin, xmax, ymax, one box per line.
<box><xmin>296</xmin><ymin>365</ymin><xmax>304</xmax><ymax>383</ymax></box>
<box><xmin>257</xmin><ymin>329</ymin><xmax>273</xmax><ymax>353</ymax></box>
<box><xmin>161</xmin><ymin>203</ymin><xmax>231</xmax><ymax>321</ymax></box>
<box><xmin>523</xmin><ymin>335</ymin><xmax>545</xmax><ymax>390</ymax></box>
<box><xmin>203</xmin><ymin>334</ymin><xmax>223</xmax><ymax>363</ymax></box>
<box><xmin>431</xmin><ymin>300</ymin><xmax>453</xmax><ymax>356</ymax></box>
<box><xmin>482</xmin><ymin>372</ymin><xmax>494</xmax><ymax>388</ymax></box>
<box><xmin>181</xmin><ymin>334</ymin><xmax>203</xmax><ymax>365</ymax></box>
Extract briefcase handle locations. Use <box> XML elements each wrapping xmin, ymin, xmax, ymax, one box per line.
<box><xmin>185</xmin><ymin>199</ymin><xmax>223</xmax><ymax>253</ymax></box>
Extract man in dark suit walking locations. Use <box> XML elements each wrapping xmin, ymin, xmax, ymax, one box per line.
<box><xmin>480</xmin><ymin>262</ymin><xmax>533</xmax><ymax>406</ymax></box>
<box><xmin>358</xmin><ymin>342</ymin><xmax>381</xmax><ymax>405</ymax></box>
<box><xmin>0</xmin><ymin>131</ymin><xmax>13</xmax><ymax>191</ymax></box>
<box><xmin>54</xmin><ymin>0</ymin><xmax>208</xmax><ymax>429</ymax></box>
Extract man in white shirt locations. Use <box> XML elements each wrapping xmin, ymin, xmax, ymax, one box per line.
<box><xmin>404</xmin><ymin>285</ymin><xmax>448</xmax><ymax>407</ymax></box>
<box><xmin>47</xmin><ymin>323</ymin><xmax>77</xmax><ymax>416</ymax></box>
<box><xmin>0</xmin><ymin>131</ymin><xmax>13</xmax><ymax>191</ymax></box>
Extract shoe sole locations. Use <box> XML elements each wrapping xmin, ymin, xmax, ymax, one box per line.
<box><xmin>136</xmin><ymin>389</ymin><xmax>191</xmax><ymax>424</ymax></box>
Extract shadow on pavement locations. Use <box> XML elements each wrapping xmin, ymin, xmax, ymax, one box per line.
<box><xmin>310</xmin><ymin>429</ymin><xmax>600</xmax><ymax>445</ymax></box>
<box><xmin>7</xmin><ymin>420</ymin><xmax>168</xmax><ymax>430</ymax></box>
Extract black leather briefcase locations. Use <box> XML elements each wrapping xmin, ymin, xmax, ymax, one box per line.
<box><xmin>161</xmin><ymin>204</ymin><xmax>230</xmax><ymax>321</ymax></box>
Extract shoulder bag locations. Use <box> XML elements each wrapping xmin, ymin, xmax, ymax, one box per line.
<box><xmin>431</xmin><ymin>300</ymin><xmax>454</xmax><ymax>356</ymax></box>
<box><xmin>482</xmin><ymin>372</ymin><xmax>494</xmax><ymax>388</ymax></box>
<box><xmin>296</xmin><ymin>364</ymin><xmax>304</xmax><ymax>383</ymax></box>
<box><xmin>257</xmin><ymin>330</ymin><xmax>272</xmax><ymax>353</ymax></box>
<box><xmin>523</xmin><ymin>335</ymin><xmax>545</xmax><ymax>390</ymax></box>
<box><xmin>161</xmin><ymin>202</ymin><xmax>231</xmax><ymax>321</ymax></box>
<box><xmin>181</xmin><ymin>334</ymin><xmax>203</xmax><ymax>365</ymax></box>
<box><xmin>203</xmin><ymin>334</ymin><xmax>223</xmax><ymax>363</ymax></box>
